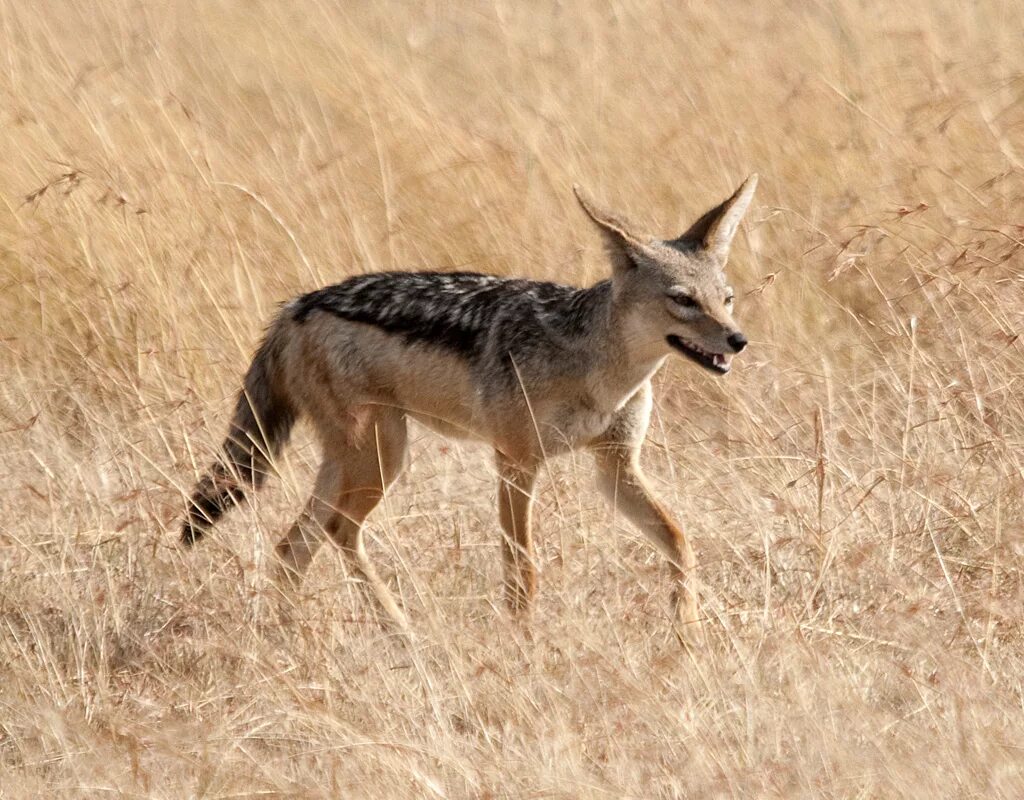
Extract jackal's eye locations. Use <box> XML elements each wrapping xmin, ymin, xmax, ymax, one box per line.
<box><xmin>725</xmin><ymin>293</ymin><xmax>735</xmax><ymax>307</ymax></box>
<box><xmin>668</xmin><ymin>291</ymin><xmax>698</xmax><ymax>309</ymax></box>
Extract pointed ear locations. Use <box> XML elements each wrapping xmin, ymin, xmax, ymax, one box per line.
<box><xmin>676</xmin><ymin>174</ymin><xmax>758</xmax><ymax>259</ymax></box>
<box><xmin>573</xmin><ymin>183</ymin><xmax>645</xmax><ymax>274</ymax></box>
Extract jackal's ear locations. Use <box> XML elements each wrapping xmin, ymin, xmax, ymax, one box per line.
<box><xmin>676</xmin><ymin>174</ymin><xmax>758</xmax><ymax>261</ymax></box>
<box><xmin>573</xmin><ymin>183</ymin><xmax>645</xmax><ymax>274</ymax></box>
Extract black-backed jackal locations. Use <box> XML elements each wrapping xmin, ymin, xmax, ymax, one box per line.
<box><xmin>182</xmin><ymin>175</ymin><xmax>758</xmax><ymax>643</ymax></box>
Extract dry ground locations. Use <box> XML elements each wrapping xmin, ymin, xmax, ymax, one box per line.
<box><xmin>2</xmin><ymin>1</ymin><xmax>1023</xmax><ymax>797</ymax></box>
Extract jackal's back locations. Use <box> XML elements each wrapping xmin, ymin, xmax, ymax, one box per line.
<box><xmin>290</xmin><ymin>271</ymin><xmax>607</xmax><ymax>360</ymax></box>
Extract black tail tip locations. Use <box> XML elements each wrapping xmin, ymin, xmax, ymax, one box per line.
<box><xmin>180</xmin><ymin>476</ymin><xmax>245</xmax><ymax>547</ymax></box>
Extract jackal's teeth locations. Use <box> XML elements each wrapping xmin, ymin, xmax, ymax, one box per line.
<box><xmin>666</xmin><ymin>334</ymin><xmax>732</xmax><ymax>375</ymax></box>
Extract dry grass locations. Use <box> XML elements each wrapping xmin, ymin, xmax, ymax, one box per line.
<box><xmin>2</xmin><ymin>1</ymin><xmax>1023</xmax><ymax>797</ymax></box>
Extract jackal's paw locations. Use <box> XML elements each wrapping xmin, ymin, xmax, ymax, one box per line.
<box><xmin>673</xmin><ymin>616</ymin><xmax>705</xmax><ymax>649</ymax></box>
<box><xmin>503</xmin><ymin>580</ymin><xmax>536</xmax><ymax>619</ymax></box>
<box><xmin>671</xmin><ymin>592</ymin><xmax>705</xmax><ymax>648</ymax></box>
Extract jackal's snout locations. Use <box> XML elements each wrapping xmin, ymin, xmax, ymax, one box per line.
<box><xmin>727</xmin><ymin>332</ymin><xmax>748</xmax><ymax>353</ymax></box>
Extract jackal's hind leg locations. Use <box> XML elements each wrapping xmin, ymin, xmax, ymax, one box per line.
<box><xmin>593</xmin><ymin>445</ymin><xmax>703</xmax><ymax>645</ymax></box>
<box><xmin>274</xmin><ymin>408</ymin><xmax>410</xmax><ymax>629</ymax></box>
<box><xmin>496</xmin><ymin>452</ymin><xmax>540</xmax><ymax>614</ymax></box>
<box><xmin>274</xmin><ymin>458</ymin><xmax>343</xmax><ymax>587</ymax></box>
<box><xmin>322</xmin><ymin>409</ymin><xmax>410</xmax><ymax>630</ymax></box>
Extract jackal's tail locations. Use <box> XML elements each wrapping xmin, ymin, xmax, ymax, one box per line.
<box><xmin>181</xmin><ymin>322</ymin><xmax>297</xmax><ymax>545</ymax></box>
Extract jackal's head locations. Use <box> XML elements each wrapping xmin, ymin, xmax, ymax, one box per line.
<box><xmin>575</xmin><ymin>175</ymin><xmax>757</xmax><ymax>375</ymax></box>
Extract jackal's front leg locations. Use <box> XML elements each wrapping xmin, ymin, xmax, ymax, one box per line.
<box><xmin>594</xmin><ymin>445</ymin><xmax>703</xmax><ymax>644</ymax></box>
<box><xmin>496</xmin><ymin>452</ymin><xmax>539</xmax><ymax>614</ymax></box>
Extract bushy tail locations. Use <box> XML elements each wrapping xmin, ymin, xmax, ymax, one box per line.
<box><xmin>181</xmin><ymin>323</ymin><xmax>297</xmax><ymax>546</ymax></box>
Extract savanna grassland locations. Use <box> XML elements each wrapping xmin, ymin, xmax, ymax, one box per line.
<box><xmin>2</xmin><ymin>1</ymin><xmax>1023</xmax><ymax>797</ymax></box>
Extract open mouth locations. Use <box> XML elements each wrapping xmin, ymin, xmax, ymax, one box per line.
<box><xmin>666</xmin><ymin>335</ymin><xmax>732</xmax><ymax>375</ymax></box>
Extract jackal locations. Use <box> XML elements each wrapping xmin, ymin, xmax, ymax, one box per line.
<box><xmin>181</xmin><ymin>175</ymin><xmax>757</xmax><ymax>641</ymax></box>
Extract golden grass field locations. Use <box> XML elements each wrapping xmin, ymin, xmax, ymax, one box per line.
<box><xmin>2</xmin><ymin>0</ymin><xmax>1023</xmax><ymax>796</ymax></box>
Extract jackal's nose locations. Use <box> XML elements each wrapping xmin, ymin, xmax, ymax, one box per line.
<box><xmin>727</xmin><ymin>332</ymin><xmax>748</xmax><ymax>353</ymax></box>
